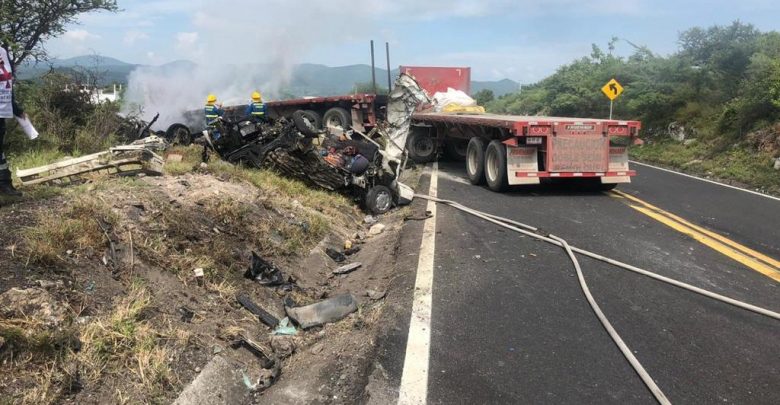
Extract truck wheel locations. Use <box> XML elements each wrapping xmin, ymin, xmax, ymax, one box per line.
<box><xmin>407</xmin><ymin>127</ymin><xmax>436</xmax><ymax>163</ymax></box>
<box><xmin>485</xmin><ymin>140</ymin><xmax>509</xmax><ymax>192</ymax></box>
<box><xmin>165</xmin><ymin>123</ymin><xmax>192</xmax><ymax>146</ymax></box>
<box><xmin>303</xmin><ymin>110</ymin><xmax>322</xmax><ymax>129</ymax></box>
<box><xmin>365</xmin><ymin>185</ymin><xmax>394</xmax><ymax>215</ymax></box>
<box><xmin>323</xmin><ymin>107</ymin><xmax>352</xmax><ymax>130</ymax></box>
<box><xmin>444</xmin><ymin>138</ymin><xmax>468</xmax><ymax>161</ymax></box>
<box><xmin>466</xmin><ymin>137</ymin><xmax>487</xmax><ymax>185</ymax></box>
<box><xmin>292</xmin><ymin>110</ymin><xmax>320</xmax><ymax>137</ymax></box>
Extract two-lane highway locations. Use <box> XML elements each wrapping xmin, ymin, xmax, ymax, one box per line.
<box><xmin>379</xmin><ymin>161</ymin><xmax>779</xmax><ymax>404</ymax></box>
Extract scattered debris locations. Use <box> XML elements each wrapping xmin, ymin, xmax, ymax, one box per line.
<box><xmin>231</xmin><ymin>335</ymin><xmax>280</xmax><ymax>392</ymax></box>
<box><xmin>368</xmin><ymin>223</ymin><xmax>386</xmax><ymax>236</ymax></box>
<box><xmin>213</xmin><ymin>345</ymin><xmax>224</xmax><ymax>355</ymax></box>
<box><xmin>272</xmin><ymin>317</ymin><xmax>298</xmax><ymax>336</ymax></box>
<box><xmin>16</xmin><ymin>144</ymin><xmax>164</xmax><ymax>186</ymax></box>
<box><xmin>285</xmin><ymin>293</ymin><xmax>358</xmax><ymax>329</ymax></box>
<box><xmin>244</xmin><ymin>251</ymin><xmax>285</xmax><ymax>286</ymax></box>
<box><xmin>366</xmin><ymin>289</ymin><xmax>387</xmax><ymax>301</ymax></box>
<box><xmin>237</xmin><ymin>293</ymin><xmax>280</xmax><ymax>328</ymax></box>
<box><xmin>270</xmin><ymin>335</ymin><xmax>296</xmax><ymax>359</ymax></box>
<box><xmin>179</xmin><ymin>306</ymin><xmax>195</xmax><ymax>323</ymax></box>
<box><xmin>344</xmin><ymin>246</ymin><xmax>361</xmax><ymax>256</ymax></box>
<box><xmin>0</xmin><ymin>287</ymin><xmax>66</xmax><ymax>327</ymax></box>
<box><xmin>333</xmin><ymin>262</ymin><xmax>362</xmax><ymax>275</ymax></box>
<box><xmin>193</xmin><ymin>267</ymin><xmax>205</xmax><ymax>286</ymax></box>
<box><xmin>325</xmin><ymin>247</ymin><xmax>346</xmax><ymax>263</ymax></box>
<box><xmin>404</xmin><ymin>211</ymin><xmax>434</xmax><ymax>221</ymax></box>
<box><xmin>364</xmin><ymin>215</ymin><xmax>378</xmax><ymax>225</ymax></box>
<box><xmin>36</xmin><ymin>279</ymin><xmax>64</xmax><ymax>289</ymax></box>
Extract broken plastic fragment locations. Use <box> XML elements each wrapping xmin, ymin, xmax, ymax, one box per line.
<box><xmin>272</xmin><ymin>317</ymin><xmax>298</xmax><ymax>335</ymax></box>
<box><xmin>285</xmin><ymin>293</ymin><xmax>358</xmax><ymax>329</ymax></box>
<box><xmin>325</xmin><ymin>248</ymin><xmax>346</xmax><ymax>263</ymax></box>
<box><xmin>244</xmin><ymin>251</ymin><xmax>285</xmax><ymax>286</ymax></box>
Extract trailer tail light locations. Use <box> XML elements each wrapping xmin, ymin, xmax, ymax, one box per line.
<box><xmin>607</xmin><ymin>125</ymin><xmax>629</xmax><ymax>136</ymax></box>
<box><xmin>526</xmin><ymin>137</ymin><xmax>543</xmax><ymax>145</ymax></box>
<box><xmin>529</xmin><ymin>126</ymin><xmax>551</xmax><ymax>136</ymax></box>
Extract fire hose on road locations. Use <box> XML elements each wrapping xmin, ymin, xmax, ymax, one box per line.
<box><xmin>413</xmin><ymin>193</ymin><xmax>780</xmax><ymax>404</ymax></box>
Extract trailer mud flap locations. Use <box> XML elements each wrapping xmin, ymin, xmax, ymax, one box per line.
<box><xmin>507</xmin><ymin>146</ymin><xmax>540</xmax><ymax>185</ymax></box>
<box><xmin>604</xmin><ymin>147</ymin><xmax>631</xmax><ymax>184</ymax></box>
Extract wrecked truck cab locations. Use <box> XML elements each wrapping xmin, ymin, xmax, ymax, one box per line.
<box><xmin>189</xmin><ymin>73</ymin><xmax>430</xmax><ymax>215</ymax></box>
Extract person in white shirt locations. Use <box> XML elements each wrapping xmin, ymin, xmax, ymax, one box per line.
<box><xmin>0</xmin><ymin>44</ymin><xmax>27</xmax><ymax>196</ymax></box>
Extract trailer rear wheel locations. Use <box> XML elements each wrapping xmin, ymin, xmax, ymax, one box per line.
<box><xmin>323</xmin><ymin>107</ymin><xmax>352</xmax><ymax>130</ymax></box>
<box><xmin>485</xmin><ymin>140</ymin><xmax>509</xmax><ymax>192</ymax></box>
<box><xmin>444</xmin><ymin>138</ymin><xmax>468</xmax><ymax>161</ymax></box>
<box><xmin>407</xmin><ymin>127</ymin><xmax>436</xmax><ymax>163</ymax></box>
<box><xmin>365</xmin><ymin>185</ymin><xmax>394</xmax><ymax>215</ymax></box>
<box><xmin>466</xmin><ymin>137</ymin><xmax>487</xmax><ymax>185</ymax></box>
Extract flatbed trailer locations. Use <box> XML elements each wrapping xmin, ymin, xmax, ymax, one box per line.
<box><xmin>407</xmin><ymin>111</ymin><xmax>641</xmax><ymax>191</ymax></box>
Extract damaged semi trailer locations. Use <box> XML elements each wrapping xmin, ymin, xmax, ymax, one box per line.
<box><xmin>400</xmin><ymin>66</ymin><xmax>642</xmax><ymax>192</ymax></box>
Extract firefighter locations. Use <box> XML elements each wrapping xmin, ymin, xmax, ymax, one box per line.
<box><xmin>204</xmin><ymin>94</ymin><xmax>224</xmax><ymax>140</ymax></box>
<box><xmin>0</xmin><ymin>44</ymin><xmax>26</xmax><ymax>197</ymax></box>
<box><xmin>245</xmin><ymin>91</ymin><xmax>266</xmax><ymax>120</ymax></box>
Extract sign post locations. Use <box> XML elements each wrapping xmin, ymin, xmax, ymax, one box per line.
<box><xmin>601</xmin><ymin>78</ymin><xmax>624</xmax><ymax>119</ymax></box>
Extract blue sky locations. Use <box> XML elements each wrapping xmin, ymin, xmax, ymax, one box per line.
<box><xmin>44</xmin><ymin>0</ymin><xmax>780</xmax><ymax>83</ymax></box>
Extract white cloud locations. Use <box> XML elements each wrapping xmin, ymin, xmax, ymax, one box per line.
<box><xmin>63</xmin><ymin>29</ymin><xmax>100</xmax><ymax>42</ymax></box>
<box><xmin>176</xmin><ymin>32</ymin><xmax>199</xmax><ymax>47</ymax></box>
<box><xmin>124</xmin><ymin>30</ymin><xmax>150</xmax><ymax>46</ymax></box>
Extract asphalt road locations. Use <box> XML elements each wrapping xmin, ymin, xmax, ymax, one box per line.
<box><xmin>378</xmin><ymin>161</ymin><xmax>779</xmax><ymax>404</ymax></box>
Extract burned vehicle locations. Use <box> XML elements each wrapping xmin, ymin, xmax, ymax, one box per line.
<box><xmin>193</xmin><ymin>74</ymin><xmax>430</xmax><ymax>215</ymax></box>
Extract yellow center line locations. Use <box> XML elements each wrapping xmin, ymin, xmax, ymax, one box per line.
<box><xmin>614</xmin><ymin>191</ymin><xmax>780</xmax><ymax>282</ymax></box>
<box><xmin>612</xmin><ymin>190</ymin><xmax>780</xmax><ymax>270</ymax></box>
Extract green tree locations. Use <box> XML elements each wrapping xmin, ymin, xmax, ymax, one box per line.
<box><xmin>473</xmin><ymin>89</ymin><xmax>494</xmax><ymax>106</ymax></box>
<box><xmin>0</xmin><ymin>0</ymin><xmax>118</xmax><ymax>67</ymax></box>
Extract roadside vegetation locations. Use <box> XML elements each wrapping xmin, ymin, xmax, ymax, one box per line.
<box><xmin>487</xmin><ymin>21</ymin><xmax>780</xmax><ymax>194</ymax></box>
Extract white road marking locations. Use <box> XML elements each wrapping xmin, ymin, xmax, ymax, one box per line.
<box><xmin>630</xmin><ymin>160</ymin><xmax>780</xmax><ymax>202</ymax></box>
<box><xmin>398</xmin><ymin>162</ymin><xmax>438</xmax><ymax>405</ymax></box>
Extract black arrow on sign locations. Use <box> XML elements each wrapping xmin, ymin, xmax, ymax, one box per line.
<box><xmin>609</xmin><ymin>83</ymin><xmax>618</xmax><ymax>95</ymax></box>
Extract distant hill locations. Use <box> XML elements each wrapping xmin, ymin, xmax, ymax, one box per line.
<box><xmin>16</xmin><ymin>55</ymin><xmax>520</xmax><ymax>97</ymax></box>
<box><xmin>472</xmin><ymin>79</ymin><xmax>519</xmax><ymax>97</ymax></box>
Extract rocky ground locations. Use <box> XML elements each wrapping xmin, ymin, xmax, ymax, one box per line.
<box><xmin>0</xmin><ymin>149</ymin><xmax>421</xmax><ymax>404</ymax></box>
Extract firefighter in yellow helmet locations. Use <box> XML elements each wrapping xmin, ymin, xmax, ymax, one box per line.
<box><xmin>204</xmin><ymin>94</ymin><xmax>224</xmax><ymax>139</ymax></box>
<box><xmin>245</xmin><ymin>91</ymin><xmax>266</xmax><ymax>121</ymax></box>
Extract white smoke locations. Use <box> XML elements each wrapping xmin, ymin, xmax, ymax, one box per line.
<box><xmin>123</xmin><ymin>0</ymin><xmax>587</xmax><ymax>129</ymax></box>
<box><xmin>122</xmin><ymin>0</ymin><xmax>378</xmax><ymax>129</ymax></box>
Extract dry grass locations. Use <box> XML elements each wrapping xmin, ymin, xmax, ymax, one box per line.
<box><xmin>163</xmin><ymin>145</ymin><xmax>205</xmax><ymax>176</ymax></box>
<box><xmin>75</xmin><ymin>284</ymin><xmax>174</xmax><ymax>403</ymax></box>
<box><xmin>21</xmin><ymin>196</ymin><xmax>118</xmax><ymax>266</ymax></box>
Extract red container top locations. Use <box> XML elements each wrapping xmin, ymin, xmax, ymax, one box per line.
<box><xmin>399</xmin><ymin>66</ymin><xmax>471</xmax><ymax>96</ymax></box>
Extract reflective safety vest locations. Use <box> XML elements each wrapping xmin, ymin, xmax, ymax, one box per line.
<box><xmin>0</xmin><ymin>47</ymin><xmax>13</xmax><ymax>119</ymax></box>
<box><xmin>204</xmin><ymin>105</ymin><xmax>220</xmax><ymax>126</ymax></box>
<box><xmin>250</xmin><ymin>102</ymin><xmax>265</xmax><ymax>116</ymax></box>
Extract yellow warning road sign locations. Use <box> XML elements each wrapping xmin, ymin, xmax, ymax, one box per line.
<box><xmin>601</xmin><ymin>78</ymin><xmax>623</xmax><ymax>101</ymax></box>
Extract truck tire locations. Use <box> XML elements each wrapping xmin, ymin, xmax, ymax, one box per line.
<box><xmin>365</xmin><ymin>185</ymin><xmax>394</xmax><ymax>215</ymax></box>
<box><xmin>292</xmin><ymin>110</ymin><xmax>320</xmax><ymax>137</ymax></box>
<box><xmin>165</xmin><ymin>123</ymin><xmax>192</xmax><ymax>146</ymax></box>
<box><xmin>407</xmin><ymin>127</ymin><xmax>436</xmax><ymax>163</ymax></box>
<box><xmin>466</xmin><ymin>137</ymin><xmax>487</xmax><ymax>185</ymax></box>
<box><xmin>323</xmin><ymin>107</ymin><xmax>352</xmax><ymax>130</ymax></box>
<box><xmin>444</xmin><ymin>138</ymin><xmax>468</xmax><ymax>161</ymax></box>
<box><xmin>303</xmin><ymin>110</ymin><xmax>322</xmax><ymax>129</ymax></box>
<box><xmin>485</xmin><ymin>140</ymin><xmax>509</xmax><ymax>192</ymax></box>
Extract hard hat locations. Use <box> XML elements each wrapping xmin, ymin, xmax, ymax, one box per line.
<box><xmin>251</xmin><ymin>91</ymin><xmax>262</xmax><ymax>101</ymax></box>
<box><xmin>206</xmin><ymin>94</ymin><xmax>217</xmax><ymax>104</ymax></box>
